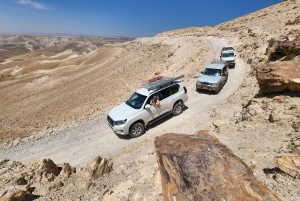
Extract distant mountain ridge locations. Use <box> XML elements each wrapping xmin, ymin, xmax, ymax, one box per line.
<box><xmin>0</xmin><ymin>34</ymin><xmax>134</xmax><ymax>62</ymax></box>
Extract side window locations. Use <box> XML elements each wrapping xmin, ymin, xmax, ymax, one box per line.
<box><xmin>158</xmin><ymin>88</ymin><xmax>170</xmax><ymax>101</ymax></box>
<box><xmin>169</xmin><ymin>84</ymin><xmax>180</xmax><ymax>96</ymax></box>
<box><xmin>146</xmin><ymin>95</ymin><xmax>155</xmax><ymax>105</ymax></box>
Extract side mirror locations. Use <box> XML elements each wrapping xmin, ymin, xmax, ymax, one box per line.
<box><xmin>235</xmin><ymin>55</ymin><xmax>236</xmax><ymax>57</ymax></box>
<box><xmin>222</xmin><ymin>73</ymin><xmax>226</xmax><ymax>76</ymax></box>
<box><xmin>201</xmin><ymin>71</ymin><xmax>203</xmax><ymax>74</ymax></box>
<box><xmin>145</xmin><ymin>104</ymin><xmax>151</xmax><ymax>109</ymax></box>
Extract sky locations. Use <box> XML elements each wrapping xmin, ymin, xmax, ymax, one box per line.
<box><xmin>0</xmin><ymin>0</ymin><xmax>282</xmax><ymax>38</ymax></box>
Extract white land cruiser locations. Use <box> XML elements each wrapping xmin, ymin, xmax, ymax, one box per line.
<box><xmin>107</xmin><ymin>75</ymin><xmax>188</xmax><ymax>138</ymax></box>
<box><xmin>220</xmin><ymin>47</ymin><xmax>236</xmax><ymax>68</ymax></box>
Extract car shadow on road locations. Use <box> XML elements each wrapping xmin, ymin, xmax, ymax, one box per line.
<box><xmin>116</xmin><ymin>134</ymin><xmax>132</xmax><ymax>140</ymax></box>
<box><xmin>145</xmin><ymin>105</ymin><xmax>189</xmax><ymax>132</ymax></box>
<box><xmin>116</xmin><ymin>106</ymin><xmax>189</xmax><ymax>140</ymax></box>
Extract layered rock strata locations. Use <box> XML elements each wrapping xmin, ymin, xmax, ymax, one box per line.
<box><xmin>155</xmin><ymin>131</ymin><xmax>282</xmax><ymax>201</ymax></box>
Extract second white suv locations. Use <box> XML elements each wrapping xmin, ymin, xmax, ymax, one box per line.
<box><xmin>220</xmin><ymin>47</ymin><xmax>236</xmax><ymax>68</ymax></box>
<box><xmin>107</xmin><ymin>75</ymin><xmax>188</xmax><ymax>138</ymax></box>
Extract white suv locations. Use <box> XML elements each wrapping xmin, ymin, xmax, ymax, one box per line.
<box><xmin>220</xmin><ymin>47</ymin><xmax>236</xmax><ymax>68</ymax></box>
<box><xmin>107</xmin><ymin>75</ymin><xmax>188</xmax><ymax>137</ymax></box>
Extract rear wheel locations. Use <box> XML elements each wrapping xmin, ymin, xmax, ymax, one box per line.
<box><xmin>129</xmin><ymin>122</ymin><xmax>144</xmax><ymax>138</ymax></box>
<box><xmin>172</xmin><ymin>102</ymin><xmax>183</xmax><ymax>116</ymax></box>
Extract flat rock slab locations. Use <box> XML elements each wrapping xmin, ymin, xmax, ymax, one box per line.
<box><xmin>256</xmin><ymin>60</ymin><xmax>300</xmax><ymax>94</ymax></box>
<box><xmin>154</xmin><ymin>131</ymin><xmax>282</xmax><ymax>201</ymax></box>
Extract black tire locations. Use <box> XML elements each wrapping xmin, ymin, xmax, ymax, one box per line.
<box><xmin>129</xmin><ymin>122</ymin><xmax>144</xmax><ymax>138</ymax></box>
<box><xmin>172</xmin><ymin>102</ymin><xmax>183</xmax><ymax>116</ymax></box>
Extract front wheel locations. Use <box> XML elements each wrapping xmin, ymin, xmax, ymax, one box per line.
<box><xmin>172</xmin><ymin>102</ymin><xmax>183</xmax><ymax>116</ymax></box>
<box><xmin>215</xmin><ymin>86</ymin><xmax>221</xmax><ymax>94</ymax></box>
<box><xmin>129</xmin><ymin>122</ymin><xmax>144</xmax><ymax>138</ymax></box>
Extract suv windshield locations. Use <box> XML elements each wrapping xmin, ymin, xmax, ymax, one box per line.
<box><xmin>222</xmin><ymin>52</ymin><xmax>234</xmax><ymax>57</ymax></box>
<box><xmin>126</xmin><ymin>92</ymin><xmax>147</xmax><ymax>109</ymax></box>
<box><xmin>203</xmin><ymin>68</ymin><xmax>222</xmax><ymax>76</ymax></box>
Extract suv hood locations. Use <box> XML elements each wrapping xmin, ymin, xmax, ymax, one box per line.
<box><xmin>198</xmin><ymin>75</ymin><xmax>222</xmax><ymax>84</ymax></box>
<box><xmin>108</xmin><ymin>102</ymin><xmax>138</xmax><ymax>120</ymax></box>
<box><xmin>221</xmin><ymin>57</ymin><xmax>235</xmax><ymax>62</ymax></box>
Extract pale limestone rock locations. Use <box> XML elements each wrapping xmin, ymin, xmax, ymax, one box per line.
<box><xmin>274</xmin><ymin>156</ymin><xmax>300</xmax><ymax>178</ymax></box>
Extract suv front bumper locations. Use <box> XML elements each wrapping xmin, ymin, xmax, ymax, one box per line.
<box><xmin>108</xmin><ymin>124</ymin><xmax>126</xmax><ymax>135</ymax></box>
<box><xmin>107</xmin><ymin>116</ymin><xmax>128</xmax><ymax>135</ymax></box>
<box><xmin>196</xmin><ymin>83</ymin><xmax>219</xmax><ymax>92</ymax></box>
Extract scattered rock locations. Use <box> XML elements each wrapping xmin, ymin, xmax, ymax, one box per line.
<box><xmin>58</xmin><ymin>163</ymin><xmax>74</xmax><ymax>178</ymax></box>
<box><xmin>273</xmin><ymin>173</ymin><xmax>285</xmax><ymax>184</ymax></box>
<box><xmin>0</xmin><ymin>185</ymin><xmax>34</xmax><ymax>201</ymax></box>
<box><xmin>85</xmin><ymin>156</ymin><xmax>113</xmax><ymax>180</ymax></box>
<box><xmin>268</xmin><ymin>113</ymin><xmax>293</xmax><ymax>123</ymax></box>
<box><xmin>213</xmin><ymin>120</ymin><xmax>226</xmax><ymax>128</ymax></box>
<box><xmin>274</xmin><ymin>156</ymin><xmax>300</xmax><ymax>178</ymax></box>
<box><xmin>26</xmin><ymin>158</ymin><xmax>60</xmax><ymax>176</ymax></box>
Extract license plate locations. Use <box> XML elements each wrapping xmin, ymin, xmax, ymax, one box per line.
<box><xmin>202</xmin><ymin>86</ymin><xmax>208</xmax><ymax>90</ymax></box>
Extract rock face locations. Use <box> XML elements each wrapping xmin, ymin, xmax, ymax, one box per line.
<box><xmin>155</xmin><ymin>132</ymin><xmax>282</xmax><ymax>201</ymax></box>
<box><xmin>267</xmin><ymin>37</ymin><xmax>300</xmax><ymax>61</ymax></box>
<box><xmin>256</xmin><ymin>60</ymin><xmax>300</xmax><ymax>94</ymax></box>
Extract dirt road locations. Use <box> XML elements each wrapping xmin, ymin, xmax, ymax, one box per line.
<box><xmin>0</xmin><ymin>37</ymin><xmax>247</xmax><ymax>167</ymax></box>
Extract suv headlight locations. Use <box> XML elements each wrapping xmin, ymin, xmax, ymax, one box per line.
<box><xmin>211</xmin><ymin>83</ymin><xmax>219</xmax><ymax>87</ymax></box>
<box><xmin>196</xmin><ymin>81</ymin><xmax>201</xmax><ymax>85</ymax></box>
<box><xmin>115</xmin><ymin>119</ymin><xmax>127</xmax><ymax>125</ymax></box>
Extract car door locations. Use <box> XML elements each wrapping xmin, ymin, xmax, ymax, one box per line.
<box><xmin>144</xmin><ymin>95</ymin><xmax>162</xmax><ymax>121</ymax></box>
<box><xmin>221</xmin><ymin>67</ymin><xmax>228</xmax><ymax>85</ymax></box>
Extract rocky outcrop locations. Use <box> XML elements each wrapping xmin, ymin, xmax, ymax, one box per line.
<box><xmin>267</xmin><ymin>37</ymin><xmax>300</xmax><ymax>61</ymax></box>
<box><xmin>85</xmin><ymin>156</ymin><xmax>113</xmax><ymax>180</ymax></box>
<box><xmin>256</xmin><ymin>60</ymin><xmax>300</xmax><ymax>94</ymax></box>
<box><xmin>0</xmin><ymin>185</ymin><xmax>34</xmax><ymax>201</ymax></box>
<box><xmin>0</xmin><ymin>156</ymin><xmax>113</xmax><ymax>200</ymax></box>
<box><xmin>26</xmin><ymin>158</ymin><xmax>60</xmax><ymax>176</ymax></box>
<box><xmin>155</xmin><ymin>131</ymin><xmax>282</xmax><ymax>201</ymax></box>
<box><xmin>274</xmin><ymin>156</ymin><xmax>300</xmax><ymax>178</ymax></box>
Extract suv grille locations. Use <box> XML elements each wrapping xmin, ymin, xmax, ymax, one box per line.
<box><xmin>107</xmin><ymin>115</ymin><xmax>114</xmax><ymax>127</ymax></box>
<box><xmin>201</xmin><ymin>82</ymin><xmax>210</xmax><ymax>86</ymax></box>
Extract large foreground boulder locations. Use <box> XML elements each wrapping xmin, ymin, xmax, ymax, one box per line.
<box><xmin>154</xmin><ymin>131</ymin><xmax>282</xmax><ymax>201</ymax></box>
<box><xmin>256</xmin><ymin>60</ymin><xmax>300</xmax><ymax>94</ymax></box>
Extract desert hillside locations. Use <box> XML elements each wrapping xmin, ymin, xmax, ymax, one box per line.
<box><xmin>0</xmin><ymin>0</ymin><xmax>300</xmax><ymax>200</ymax></box>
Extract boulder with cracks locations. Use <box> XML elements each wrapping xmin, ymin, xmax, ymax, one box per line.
<box><xmin>155</xmin><ymin>131</ymin><xmax>282</xmax><ymax>201</ymax></box>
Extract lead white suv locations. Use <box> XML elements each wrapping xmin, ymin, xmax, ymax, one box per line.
<box><xmin>107</xmin><ymin>75</ymin><xmax>188</xmax><ymax>138</ymax></box>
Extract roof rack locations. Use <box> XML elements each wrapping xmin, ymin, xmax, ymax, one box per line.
<box><xmin>142</xmin><ymin>75</ymin><xmax>184</xmax><ymax>91</ymax></box>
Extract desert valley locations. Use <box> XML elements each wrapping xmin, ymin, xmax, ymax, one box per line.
<box><xmin>0</xmin><ymin>0</ymin><xmax>300</xmax><ymax>200</ymax></box>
